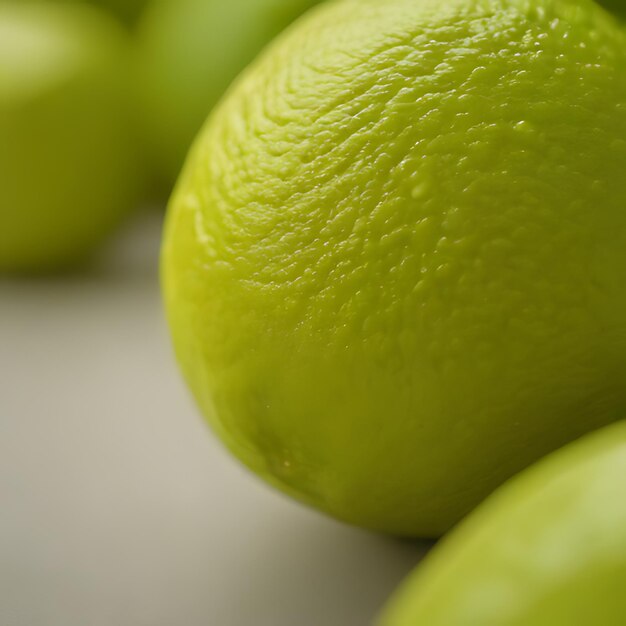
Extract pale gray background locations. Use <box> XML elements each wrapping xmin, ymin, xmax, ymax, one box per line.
<box><xmin>0</xmin><ymin>212</ymin><xmax>428</xmax><ymax>626</ymax></box>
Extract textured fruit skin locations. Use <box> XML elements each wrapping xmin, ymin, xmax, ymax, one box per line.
<box><xmin>136</xmin><ymin>0</ymin><xmax>322</xmax><ymax>186</ymax></box>
<box><xmin>163</xmin><ymin>0</ymin><xmax>626</xmax><ymax>536</ymax></box>
<box><xmin>0</xmin><ymin>3</ymin><xmax>145</xmax><ymax>272</ymax></box>
<box><xmin>379</xmin><ymin>422</ymin><xmax>626</xmax><ymax>625</ymax></box>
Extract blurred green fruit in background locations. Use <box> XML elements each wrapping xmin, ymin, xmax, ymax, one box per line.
<box><xmin>136</xmin><ymin>0</ymin><xmax>322</xmax><ymax>188</ymax></box>
<box><xmin>163</xmin><ymin>0</ymin><xmax>626</xmax><ymax>537</ymax></box>
<box><xmin>0</xmin><ymin>3</ymin><xmax>146</xmax><ymax>273</ymax></box>
<box><xmin>380</xmin><ymin>422</ymin><xmax>626</xmax><ymax>626</ymax></box>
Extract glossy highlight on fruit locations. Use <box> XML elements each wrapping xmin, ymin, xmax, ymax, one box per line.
<box><xmin>162</xmin><ymin>0</ymin><xmax>626</xmax><ymax>536</ymax></box>
<box><xmin>379</xmin><ymin>422</ymin><xmax>626</xmax><ymax>626</ymax></box>
<box><xmin>0</xmin><ymin>2</ymin><xmax>145</xmax><ymax>272</ymax></box>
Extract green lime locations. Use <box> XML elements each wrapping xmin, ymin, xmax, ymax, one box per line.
<box><xmin>136</xmin><ymin>0</ymin><xmax>322</xmax><ymax>187</ymax></box>
<box><xmin>379</xmin><ymin>422</ymin><xmax>626</xmax><ymax>625</ymax></box>
<box><xmin>0</xmin><ymin>2</ymin><xmax>146</xmax><ymax>272</ymax></box>
<box><xmin>162</xmin><ymin>0</ymin><xmax>626</xmax><ymax>536</ymax></box>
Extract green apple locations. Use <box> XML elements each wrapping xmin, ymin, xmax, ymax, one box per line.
<box><xmin>380</xmin><ymin>422</ymin><xmax>626</xmax><ymax>626</ymax></box>
<box><xmin>136</xmin><ymin>0</ymin><xmax>322</xmax><ymax>187</ymax></box>
<box><xmin>0</xmin><ymin>2</ymin><xmax>146</xmax><ymax>272</ymax></box>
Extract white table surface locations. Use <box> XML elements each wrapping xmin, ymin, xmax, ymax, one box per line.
<box><xmin>0</xmin><ymin>211</ymin><xmax>428</xmax><ymax>626</ymax></box>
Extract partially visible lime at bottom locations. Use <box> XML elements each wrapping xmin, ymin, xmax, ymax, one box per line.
<box><xmin>379</xmin><ymin>421</ymin><xmax>626</xmax><ymax>626</ymax></box>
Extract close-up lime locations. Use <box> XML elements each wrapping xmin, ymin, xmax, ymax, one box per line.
<box><xmin>163</xmin><ymin>0</ymin><xmax>626</xmax><ymax>537</ymax></box>
<box><xmin>379</xmin><ymin>421</ymin><xmax>626</xmax><ymax>626</ymax></box>
<box><xmin>0</xmin><ymin>2</ymin><xmax>145</xmax><ymax>272</ymax></box>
